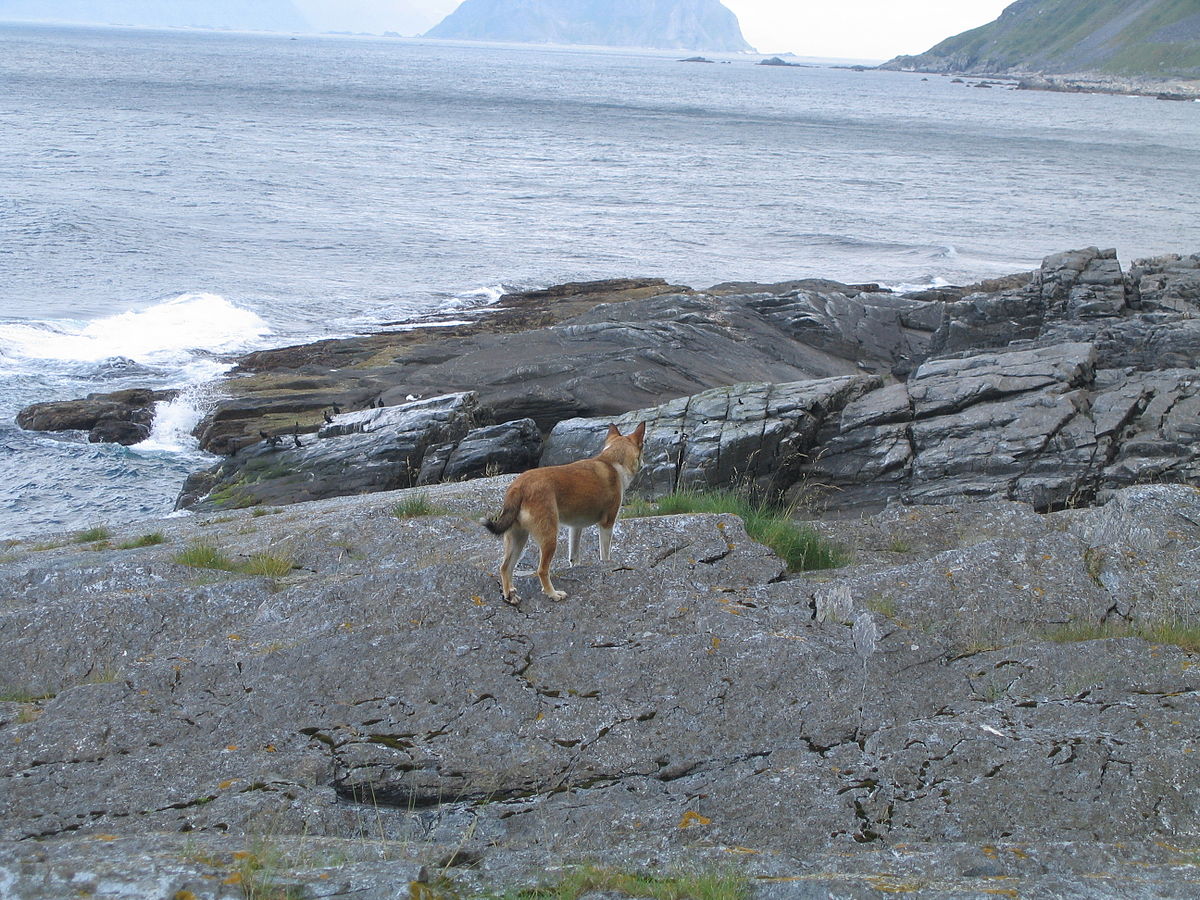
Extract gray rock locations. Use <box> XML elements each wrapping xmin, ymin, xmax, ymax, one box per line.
<box><xmin>180</xmin><ymin>392</ymin><xmax>485</xmax><ymax>511</ymax></box>
<box><xmin>418</xmin><ymin>418</ymin><xmax>542</xmax><ymax>485</ymax></box>
<box><xmin>541</xmin><ymin>376</ymin><xmax>880</xmax><ymax>498</ymax></box>
<box><xmin>1</xmin><ymin>481</ymin><xmax>1198</xmax><ymax>897</ymax></box>
<box><xmin>1132</xmin><ymin>251</ymin><xmax>1200</xmax><ymax>315</ymax></box>
<box><xmin>741</xmin><ymin>285</ymin><xmax>941</xmax><ymax>375</ymax></box>
<box><xmin>1039</xmin><ymin>246</ymin><xmax>1127</xmax><ymax>318</ymax></box>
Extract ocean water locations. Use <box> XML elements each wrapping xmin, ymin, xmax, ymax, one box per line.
<box><xmin>3</xmin><ymin>23</ymin><xmax>1199</xmax><ymax>539</ymax></box>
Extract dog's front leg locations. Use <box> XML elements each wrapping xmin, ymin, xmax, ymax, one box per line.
<box><xmin>597</xmin><ymin>524</ymin><xmax>613</xmax><ymax>562</ymax></box>
<box><xmin>567</xmin><ymin>526</ymin><xmax>583</xmax><ymax>566</ymax></box>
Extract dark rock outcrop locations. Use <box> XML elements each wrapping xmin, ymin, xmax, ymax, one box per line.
<box><xmin>541</xmin><ymin>376</ymin><xmax>881</xmax><ymax>497</ymax></box>
<box><xmin>1</xmin><ymin>477</ymin><xmax>1198</xmax><ymax>896</ymax></box>
<box><xmin>16</xmin><ymin>387</ymin><xmax>178</xmax><ymax>446</ymax></box>
<box><xmin>417</xmin><ymin>418</ymin><xmax>542</xmax><ymax>486</ymax></box>
<box><xmin>180</xmin><ymin>392</ymin><xmax>486</xmax><ymax>512</ymax></box>
<box><xmin>16</xmin><ymin>248</ymin><xmax>1200</xmax><ymax>521</ymax></box>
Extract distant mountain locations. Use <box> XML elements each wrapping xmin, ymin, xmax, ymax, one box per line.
<box><xmin>425</xmin><ymin>0</ymin><xmax>754</xmax><ymax>52</ymax></box>
<box><xmin>882</xmin><ymin>0</ymin><xmax>1200</xmax><ymax>78</ymax></box>
<box><xmin>0</xmin><ymin>0</ymin><xmax>309</xmax><ymax>32</ymax></box>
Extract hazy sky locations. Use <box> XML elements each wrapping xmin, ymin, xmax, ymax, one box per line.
<box><xmin>294</xmin><ymin>1</ymin><xmax>1016</xmax><ymax>59</ymax></box>
<box><xmin>3</xmin><ymin>1</ymin><xmax>1017</xmax><ymax>59</ymax></box>
<box><xmin>728</xmin><ymin>1</ymin><xmax>1014</xmax><ymax>59</ymax></box>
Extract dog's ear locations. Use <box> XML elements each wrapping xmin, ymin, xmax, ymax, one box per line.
<box><xmin>631</xmin><ymin>421</ymin><xmax>646</xmax><ymax>446</ymax></box>
<box><xmin>606</xmin><ymin>423</ymin><xmax>621</xmax><ymax>439</ymax></box>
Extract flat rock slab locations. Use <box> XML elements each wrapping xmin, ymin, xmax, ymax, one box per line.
<box><xmin>2</xmin><ymin>481</ymin><xmax>1198</xmax><ymax>896</ymax></box>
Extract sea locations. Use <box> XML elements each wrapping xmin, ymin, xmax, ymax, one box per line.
<box><xmin>2</xmin><ymin>23</ymin><xmax>1199</xmax><ymax>540</ymax></box>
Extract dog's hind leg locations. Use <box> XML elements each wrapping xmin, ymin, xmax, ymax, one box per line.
<box><xmin>499</xmin><ymin>528</ymin><xmax>529</xmax><ymax>605</ymax></box>
<box><xmin>533</xmin><ymin>528</ymin><xmax>567</xmax><ymax>601</ymax></box>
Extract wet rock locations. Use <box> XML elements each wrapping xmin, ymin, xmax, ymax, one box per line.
<box><xmin>16</xmin><ymin>388</ymin><xmax>177</xmax><ymax>444</ymax></box>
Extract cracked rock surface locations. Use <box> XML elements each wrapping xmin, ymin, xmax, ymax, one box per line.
<box><xmin>1</xmin><ymin>478</ymin><xmax>1197</xmax><ymax>897</ymax></box>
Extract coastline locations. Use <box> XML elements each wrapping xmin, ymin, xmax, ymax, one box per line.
<box><xmin>882</xmin><ymin>63</ymin><xmax>1200</xmax><ymax>100</ymax></box>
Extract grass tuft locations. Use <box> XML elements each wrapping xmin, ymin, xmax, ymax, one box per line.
<box><xmin>73</xmin><ymin>526</ymin><xmax>111</xmax><ymax>543</ymax></box>
<box><xmin>1044</xmin><ymin>620</ymin><xmax>1200</xmax><ymax>655</ymax></box>
<box><xmin>174</xmin><ymin>542</ymin><xmax>295</xmax><ymax>579</ymax></box>
<box><xmin>174</xmin><ymin>542</ymin><xmax>238</xmax><ymax>571</ymax></box>
<box><xmin>494</xmin><ymin>865</ymin><xmax>748</xmax><ymax>900</ymax></box>
<box><xmin>241</xmin><ymin>552</ymin><xmax>295</xmax><ymax>578</ymax></box>
<box><xmin>624</xmin><ymin>488</ymin><xmax>847</xmax><ymax>571</ymax></box>
<box><xmin>393</xmin><ymin>493</ymin><xmax>448</xmax><ymax>519</ymax></box>
<box><xmin>118</xmin><ymin>532</ymin><xmax>166</xmax><ymax>550</ymax></box>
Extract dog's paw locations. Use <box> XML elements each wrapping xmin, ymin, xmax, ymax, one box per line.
<box><xmin>502</xmin><ymin>591</ymin><xmax>520</xmax><ymax>606</ymax></box>
<box><xmin>547</xmin><ymin>590</ymin><xmax>567</xmax><ymax>601</ymax></box>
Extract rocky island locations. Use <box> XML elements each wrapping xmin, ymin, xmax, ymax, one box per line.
<box><xmin>4</xmin><ymin>247</ymin><xmax>1200</xmax><ymax>897</ymax></box>
<box><xmin>424</xmin><ymin>0</ymin><xmax>754</xmax><ymax>52</ymax></box>
<box><xmin>881</xmin><ymin>0</ymin><xmax>1200</xmax><ymax>100</ymax></box>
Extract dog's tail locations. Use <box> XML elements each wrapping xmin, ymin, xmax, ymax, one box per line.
<box><xmin>479</xmin><ymin>502</ymin><xmax>519</xmax><ymax>536</ymax></box>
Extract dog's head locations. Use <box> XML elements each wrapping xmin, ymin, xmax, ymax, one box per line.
<box><xmin>602</xmin><ymin>422</ymin><xmax>646</xmax><ymax>473</ymax></box>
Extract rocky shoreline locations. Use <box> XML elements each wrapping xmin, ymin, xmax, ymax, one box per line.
<box><xmin>19</xmin><ymin>246</ymin><xmax>1200</xmax><ymax>518</ymax></box>
<box><xmin>896</xmin><ymin>68</ymin><xmax>1200</xmax><ymax>101</ymax></box>
<box><xmin>6</xmin><ymin>247</ymin><xmax>1200</xmax><ymax>897</ymax></box>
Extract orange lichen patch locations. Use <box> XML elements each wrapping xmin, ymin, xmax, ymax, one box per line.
<box><xmin>219</xmin><ymin>780</ymin><xmax>237</xmax><ymax>790</ymax></box>
<box><xmin>472</xmin><ymin>596</ymin><xmax>485</xmax><ymax>606</ymax></box>
<box><xmin>92</xmin><ymin>834</ymin><xmax>119</xmax><ymax>841</ymax></box>
<box><xmin>227</xmin><ymin>634</ymin><xmax>242</xmax><ymax>641</ymax></box>
<box><xmin>232</xmin><ymin>851</ymin><xmax>253</xmax><ymax>860</ymax></box>
<box><xmin>222</xmin><ymin>872</ymin><xmax>243</xmax><ymax>885</ymax></box>
<box><xmin>678</xmin><ymin>810</ymin><xmax>711</xmax><ymax>829</ymax></box>
<box><xmin>224</xmin><ymin>745</ymin><xmax>238</xmax><ymax>752</ymax></box>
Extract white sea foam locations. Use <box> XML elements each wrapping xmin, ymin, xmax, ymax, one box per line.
<box><xmin>0</xmin><ymin>293</ymin><xmax>272</xmax><ymax>371</ymax></box>
<box><xmin>439</xmin><ymin>285</ymin><xmax>506</xmax><ymax>311</ymax></box>
<box><xmin>133</xmin><ymin>385</ymin><xmax>217</xmax><ymax>456</ymax></box>
<box><xmin>881</xmin><ymin>277</ymin><xmax>955</xmax><ymax>294</ymax></box>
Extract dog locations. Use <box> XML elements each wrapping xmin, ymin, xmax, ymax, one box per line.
<box><xmin>481</xmin><ymin>422</ymin><xmax>646</xmax><ymax>604</ymax></box>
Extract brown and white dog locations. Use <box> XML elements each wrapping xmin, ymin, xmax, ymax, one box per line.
<box><xmin>481</xmin><ymin>422</ymin><xmax>646</xmax><ymax>604</ymax></box>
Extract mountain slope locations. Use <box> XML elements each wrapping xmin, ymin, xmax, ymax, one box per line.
<box><xmin>0</xmin><ymin>0</ymin><xmax>309</xmax><ymax>31</ymax></box>
<box><xmin>425</xmin><ymin>0</ymin><xmax>753</xmax><ymax>52</ymax></box>
<box><xmin>882</xmin><ymin>0</ymin><xmax>1200</xmax><ymax>78</ymax></box>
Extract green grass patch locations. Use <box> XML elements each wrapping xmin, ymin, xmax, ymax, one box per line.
<box><xmin>117</xmin><ymin>532</ymin><xmax>166</xmax><ymax>550</ymax></box>
<box><xmin>393</xmin><ymin>493</ymin><xmax>449</xmax><ymax>519</ymax></box>
<box><xmin>73</xmin><ymin>526</ymin><xmax>111</xmax><ymax>543</ymax></box>
<box><xmin>0</xmin><ymin>687</ymin><xmax>56</xmax><ymax>703</ymax></box>
<box><xmin>491</xmin><ymin>865</ymin><xmax>748</xmax><ymax>900</ymax></box>
<box><xmin>241</xmin><ymin>551</ymin><xmax>295</xmax><ymax>578</ymax></box>
<box><xmin>174</xmin><ymin>542</ymin><xmax>295</xmax><ymax>578</ymax></box>
<box><xmin>1044</xmin><ymin>620</ymin><xmax>1200</xmax><ymax>655</ymax></box>
<box><xmin>174</xmin><ymin>542</ymin><xmax>238</xmax><ymax>571</ymax></box>
<box><xmin>624</xmin><ymin>488</ymin><xmax>847</xmax><ymax>572</ymax></box>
